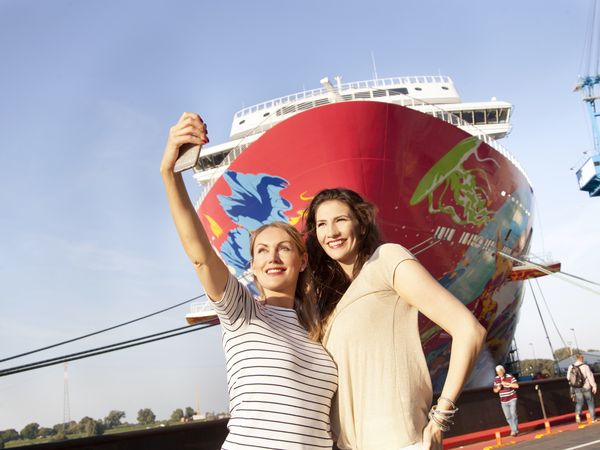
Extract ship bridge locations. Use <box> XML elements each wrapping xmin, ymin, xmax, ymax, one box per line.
<box><xmin>230</xmin><ymin>76</ymin><xmax>512</xmax><ymax>141</ymax></box>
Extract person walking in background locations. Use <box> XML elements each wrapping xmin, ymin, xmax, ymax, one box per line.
<box><xmin>567</xmin><ymin>354</ymin><xmax>597</xmax><ymax>423</ymax></box>
<box><xmin>493</xmin><ymin>365</ymin><xmax>519</xmax><ymax>436</ymax></box>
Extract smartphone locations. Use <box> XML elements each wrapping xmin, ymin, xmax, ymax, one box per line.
<box><xmin>174</xmin><ymin>143</ymin><xmax>202</xmax><ymax>173</ymax></box>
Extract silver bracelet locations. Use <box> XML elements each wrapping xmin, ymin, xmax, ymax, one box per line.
<box><xmin>437</xmin><ymin>396</ymin><xmax>457</xmax><ymax>410</ymax></box>
<box><xmin>428</xmin><ymin>403</ymin><xmax>459</xmax><ymax>432</ymax></box>
<box><xmin>428</xmin><ymin>410</ymin><xmax>451</xmax><ymax>432</ymax></box>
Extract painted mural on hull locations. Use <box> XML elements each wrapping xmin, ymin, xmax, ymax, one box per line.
<box><xmin>198</xmin><ymin>101</ymin><xmax>534</xmax><ymax>389</ymax></box>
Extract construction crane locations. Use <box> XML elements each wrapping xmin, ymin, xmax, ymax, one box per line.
<box><xmin>574</xmin><ymin>0</ymin><xmax>600</xmax><ymax>197</ymax></box>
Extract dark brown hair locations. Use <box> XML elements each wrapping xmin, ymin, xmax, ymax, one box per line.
<box><xmin>303</xmin><ymin>188</ymin><xmax>383</xmax><ymax>340</ymax></box>
<box><xmin>250</xmin><ymin>221</ymin><xmax>319</xmax><ymax>340</ymax></box>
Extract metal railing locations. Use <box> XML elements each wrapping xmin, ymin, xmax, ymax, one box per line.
<box><xmin>188</xmin><ymin>300</ymin><xmax>215</xmax><ymax>315</ymax></box>
<box><xmin>234</xmin><ymin>75</ymin><xmax>453</xmax><ymax>118</ymax></box>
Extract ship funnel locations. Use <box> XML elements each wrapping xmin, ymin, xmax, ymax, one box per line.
<box><xmin>320</xmin><ymin>77</ymin><xmax>334</xmax><ymax>91</ymax></box>
<box><xmin>321</xmin><ymin>76</ymin><xmax>342</xmax><ymax>102</ymax></box>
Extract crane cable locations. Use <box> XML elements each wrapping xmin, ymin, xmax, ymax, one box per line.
<box><xmin>533</xmin><ymin>277</ymin><xmax>569</xmax><ymax>349</ymax></box>
<box><xmin>580</xmin><ymin>0</ymin><xmax>597</xmax><ymax>77</ymax></box>
<box><xmin>527</xmin><ymin>280</ymin><xmax>558</xmax><ymax>365</ymax></box>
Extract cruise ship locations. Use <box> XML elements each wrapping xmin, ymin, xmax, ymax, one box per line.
<box><xmin>186</xmin><ymin>75</ymin><xmax>536</xmax><ymax>388</ymax></box>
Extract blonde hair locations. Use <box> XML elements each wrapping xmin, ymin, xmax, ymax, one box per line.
<box><xmin>250</xmin><ymin>222</ymin><xmax>319</xmax><ymax>341</ymax></box>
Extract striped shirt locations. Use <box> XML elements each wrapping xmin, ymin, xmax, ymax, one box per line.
<box><xmin>494</xmin><ymin>375</ymin><xmax>518</xmax><ymax>402</ymax></box>
<box><xmin>213</xmin><ymin>274</ymin><xmax>338</xmax><ymax>449</ymax></box>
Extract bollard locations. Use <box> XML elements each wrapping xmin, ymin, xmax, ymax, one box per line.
<box><xmin>495</xmin><ymin>431</ymin><xmax>502</xmax><ymax>445</ymax></box>
<box><xmin>535</xmin><ymin>385</ymin><xmax>548</xmax><ymax>419</ymax></box>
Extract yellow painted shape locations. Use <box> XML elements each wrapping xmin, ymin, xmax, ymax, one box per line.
<box><xmin>204</xmin><ymin>214</ymin><xmax>223</xmax><ymax>238</ymax></box>
<box><xmin>288</xmin><ymin>210</ymin><xmax>305</xmax><ymax>226</ymax></box>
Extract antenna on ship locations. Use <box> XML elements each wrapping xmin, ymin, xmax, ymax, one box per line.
<box><xmin>574</xmin><ymin>0</ymin><xmax>600</xmax><ymax>197</ymax></box>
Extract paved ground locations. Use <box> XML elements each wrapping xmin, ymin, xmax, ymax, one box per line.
<box><xmin>451</xmin><ymin>421</ymin><xmax>600</xmax><ymax>449</ymax></box>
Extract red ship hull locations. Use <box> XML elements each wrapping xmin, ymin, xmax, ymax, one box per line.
<box><xmin>198</xmin><ymin>101</ymin><xmax>534</xmax><ymax>388</ymax></box>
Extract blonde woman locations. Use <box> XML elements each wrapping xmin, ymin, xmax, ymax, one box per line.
<box><xmin>161</xmin><ymin>113</ymin><xmax>337</xmax><ymax>449</ymax></box>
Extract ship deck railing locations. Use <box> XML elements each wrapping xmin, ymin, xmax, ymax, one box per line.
<box><xmin>188</xmin><ymin>300</ymin><xmax>215</xmax><ymax>314</ymax></box>
<box><xmin>234</xmin><ymin>75</ymin><xmax>453</xmax><ymax>119</ymax></box>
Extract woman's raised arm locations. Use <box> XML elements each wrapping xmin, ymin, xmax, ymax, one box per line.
<box><xmin>160</xmin><ymin>112</ymin><xmax>229</xmax><ymax>301</ymax></box>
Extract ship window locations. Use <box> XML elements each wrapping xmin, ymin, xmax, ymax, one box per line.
<box><xmin>373</xmin><ymin>89</ymin><xmax>387</xmax><ymax>97</ymax></box>
<box><xmin>198</xmin><ymin>155</ymin><xmax>216</xmax><ymax>170</ymax></box>
<box><xmin>282</xmin><ymin>105</ymin><xmax>296</xmax><ymax>114</ymax></box>
<box><xmin>441</xmin><ymin>86</ymin><xmax>449</xmax><ymax>90</ymax></box>
<box><xmin>462</xmin><ymin>111</ymin><xmax>473</xmax><ymax>124</ymax></box>
<box><xmin>297</xmin><ymin>102</ymin><xmax>312</xmax><ymax>110</ymax></box>
<box><xmin>212</xmin><ymin>151</ymin><xmax>227</xmax><ymax>166</ymax></box>
<box><xmin>314</xmin><ymin>98</ymin><xmax>329</xmax><ymax>106</ymax></box>
<box><xmin>486</xmin><ymin>109</ymin><xmax>498</xmax><ymax>124</ymax></box>
<box><xmin>239</xmin><ymin>119</ymin><xmax>246</xmax><ymax>125</ymax></box>
<box><xmin>474</xmin><ymin>110</ymin><xmax>485</xmax><ymax>124</ymax></box>
<box><xmin>388</xmin><ymin>88</ymin><xmax>408</xmax><ymax>96</ymax></box>
<box><xmin>263</xmin><ymin>112</ymin><xmax>270</xmax><ymax>117</ymax></box>
<box><xmin>342</xmin><ymin>94</ymin><xmax>353</xmax><ymax>100</ymax></box>
<box><xmin>414</xmin><ymin>87</ymin><xmax>423</xmax><ymax>91</ymax></box>
<box><xmin>499</xmin><ymin>109</ymin><xmax>508</xmax><ymax>123</ymax></box>
<box><xmin>354</xmin><ymin>91</ymin><xmax>371</xmax><ymax>99</ymax></box>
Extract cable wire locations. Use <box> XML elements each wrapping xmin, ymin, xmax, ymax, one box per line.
<box><xmin>1</xmin><ymin>323</ymin><xmax>200</xmax><ymax>374</ymax></box>
<box><xmin>0</xmin><ymin>293</ymin><xmax>207</xmax><ymax>364</ymax></box>
<box><xmin>527</xmin><ymin>280</ymin><xmax>558</xmax><ymax>367</ymax></box>
<box><xmin>0</xmin><ymin>322</ymin><xmax>217</xmax><ymax>378</ymax></box>
<box><xmin>497</xmin><ymin>251</ymin><xmax>600</xmax><ymax>296</ymax></box>
<box><xmin>533</xmin><ymin>278</ymin><xmax>568</xmax><ymax>349</ymax></box>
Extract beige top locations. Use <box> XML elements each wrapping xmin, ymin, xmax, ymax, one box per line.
<box><xmin>322</xmin><ymin>243</ymin><xmax>432</xmax><ymax>450</ymax></box>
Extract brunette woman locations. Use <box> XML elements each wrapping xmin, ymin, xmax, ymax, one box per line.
<box><xmin>304</xmin><ymin>188</ymin><xmax>486</xmax><ymax>450</ymax></box>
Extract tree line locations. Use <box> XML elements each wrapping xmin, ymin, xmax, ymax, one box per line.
<box><xmin>519</xmin><ymin>346</ymin><xmax>600</xmax><ymax>378</ymax></box>
<box><xmin>0</xmin><ymin>407</ymin><xmax>222</xmax><ymax>448</ymax></box>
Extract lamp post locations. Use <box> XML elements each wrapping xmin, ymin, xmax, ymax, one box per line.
<box><xmin>570</xmin><ymin>328</ymin><xmax>580</xmax><ymax>353</ymax></box>
<box><xmin>529</xmin><ymin>342</ymin><xmax>537</xmax><ymax>374</ymax></box>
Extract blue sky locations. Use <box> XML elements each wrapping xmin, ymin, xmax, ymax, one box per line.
<box><xmin>1</xmin><ymin>0</ymin><xmax>599</xmax><ymax>432</ymax></box>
